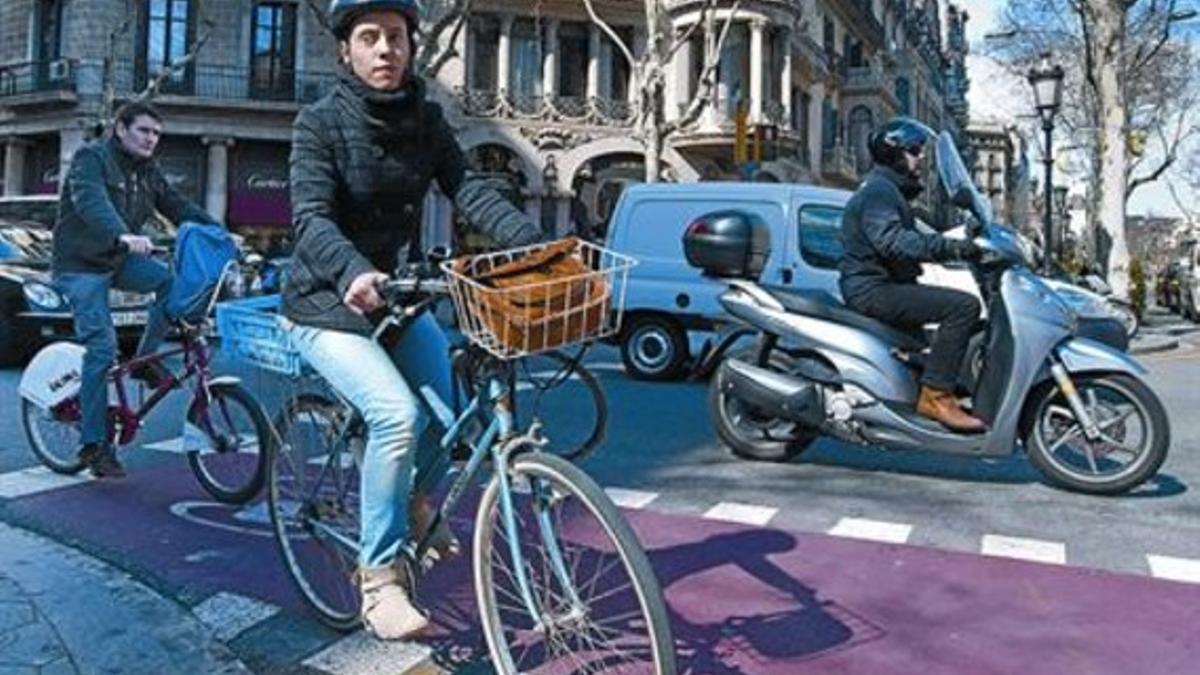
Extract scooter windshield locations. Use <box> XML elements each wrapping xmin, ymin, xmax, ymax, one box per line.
<box><xmin>935</xmin><ymin>131</ymin><xmax>993</xmax><ymax>227</ymax></box>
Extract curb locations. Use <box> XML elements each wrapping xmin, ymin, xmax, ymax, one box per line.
<box><xmin>1130</xmin><ymin>337</ymin><xmax>1180</xmax><ymax>356</ymax></box>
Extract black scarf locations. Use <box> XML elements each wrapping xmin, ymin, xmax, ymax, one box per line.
<box><xmin>333</xmin><ymin>69</ymin><xmax>426</xmax><ymax>141</ymax></box>
<box><xmin>877</xmin><ymin>165</ymin><xmax>925</xmax><ymax>201</ymax></box>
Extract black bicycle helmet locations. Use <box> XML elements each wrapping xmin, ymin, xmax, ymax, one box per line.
<box><xmin>868</xmin><ymin>116</ymin><xmax>936</xmax><ymax>175</ymax></box>
<box><xmin>328</xmin><ymin>0</ymin><xmax>419</xmax><ymax>39</ymax></box>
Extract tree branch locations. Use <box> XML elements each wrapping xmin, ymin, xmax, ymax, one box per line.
<box><xmin>582</xmin><ymin>0</ymin><xmax>635</xmax><ymax>68</ymax></box>
<box><xmin>664</xmin><ymin>0</ymin><xmax>741</xmax><ymax>135</ymax></box>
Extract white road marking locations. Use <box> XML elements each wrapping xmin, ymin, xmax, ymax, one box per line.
<box><xmin>981</xmin><ymin>534</ymin><xmax>1067</xmax><ymax>565</ymax></box>
<box><xmin>604</xmin><ymin>488</ymin><xmax>659</xmax><ymax>509</ymax></box>
<box><xmin>142</xmin><ymin>434</ymin><xmax>260</xmax><ymax>455</ymax></box>
<box><xmin>1146</xmin><ymin>555</ymin><xmax>1200</xmax><ymax>584</ymax></box>
<box><xmin>828</xmin><ymin>517</ymin><xmax>913</xmax><ymax>544</ymax></box>
<box><xmin>702</xmin><ymin>502</ymin><xmax>778</xmax><ymax>527</ymax></box>
<box><xmin>0</xmin><ymin>466</ymin><xmax>90</xmax><ymax>499</ymax></box>
<box><xmin>302</xmin><ymin>631</ymin><xmax>432</xmax><ymax>675</ymax></box>
<box><xmin>192</xmin><ymin>592</ymin><xmax>279</xmax><ymax>642</ymax></box>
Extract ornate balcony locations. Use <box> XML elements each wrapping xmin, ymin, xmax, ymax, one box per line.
<box><xmin>454</xmin><ymin>87</ymin><xmax>635</xmax><ymax>127</ymax></box>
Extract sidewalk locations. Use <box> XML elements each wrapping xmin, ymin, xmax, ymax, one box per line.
<box><xmin>0</xmin><ymin>521</ymin><xmax>250</xmax><ymax>674</ymax></box>
<box><xmin>1131</xmin><ymin>305</ymin><xmax>1200</xmax><ymax>355</ymax></box>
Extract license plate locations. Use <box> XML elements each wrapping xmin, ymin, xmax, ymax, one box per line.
<box><xmin>112</xmin><ymin>310</ymin><xmax>148</xmax><ymax>327</ymax></box>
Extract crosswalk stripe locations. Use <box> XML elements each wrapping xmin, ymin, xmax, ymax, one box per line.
<box><xmin>604</xmin><ymin>488</ymin><xmax>659</xmax><ymax>509</ymax></box>
<box><xmin>981</xmin><ymin>534</ymin><xmax>1066</xmax><ymax>565</ymax></box>
<box><xmin>702</xmin><ymin>502</ymin><xmax>778</xmax><ymax>527</ymax></box>
<box><xmin>142</xmin><ymin>434</ymin><xmax>260</xmax><ymax>455</ymax></box>
<box><xmin>192</xmin><ymin>592</ymin><xmax>279</xmax><ymax>642</ymax></box>
<box><xmin>302</xmin><ymin>631</ymin><xmax>432</xmax><ymax>675</ymax></box>
<box><xmin>828</xmin><ymin>517</ymin><xmax>913</xmax><ymax>544</ymax></box>
<box><xmin>1146</xmin><ymin>555</ymin><xmax>1200</xmax><ymax>584</ymax></box>
<box><xmin>0</xmin><ymin>466</ymin><xmax>91</xmax><ymax>499</ymax></box>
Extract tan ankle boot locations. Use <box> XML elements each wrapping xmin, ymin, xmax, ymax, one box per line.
<box><xmin>410</xmin><ymin>493</ymin><xmax>462</xmax><ymax>564</ymax></box>
<box><xmin>359</xmin><ymin>565</ymin><xmax>428</xmax><ymax>640</ymax></box>
<box><xmin>917</xmin><ymin>386</ymin><xmax>988</xmax><ymax>433</ymax></box>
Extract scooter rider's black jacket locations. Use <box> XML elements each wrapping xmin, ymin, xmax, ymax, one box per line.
<box><xmin>839</xmin><ymin>166</ymin><xmax>974</xmax><ymax>303</ymax></box>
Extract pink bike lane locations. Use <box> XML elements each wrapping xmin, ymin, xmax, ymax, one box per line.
<box><xmin>2</xmin><ymin>464</ymin><xmax>1197</xmax><ymax>674</ymax></box>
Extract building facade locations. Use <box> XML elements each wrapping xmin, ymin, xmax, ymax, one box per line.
<box><xmin>1</xmin><ymin>0</ymin><xmax>969</xmax><ymax>248</ymax></box>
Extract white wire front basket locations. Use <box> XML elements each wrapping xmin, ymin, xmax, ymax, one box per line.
<box><xmin>441</xmin><ymin>237</ymin><xmax>635</xmax><ymax>359</ymax></box>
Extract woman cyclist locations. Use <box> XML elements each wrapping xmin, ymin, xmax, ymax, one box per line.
<box><xmin>282</xmin><ymin>0</ymin><xmax>541</xmax><ymax>640</ymax></box>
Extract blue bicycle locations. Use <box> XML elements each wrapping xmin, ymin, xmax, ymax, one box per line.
<box><xmin>241</xmin><ymin>241</ymin><xmax>674</xmax><ymax>673</ymax></box>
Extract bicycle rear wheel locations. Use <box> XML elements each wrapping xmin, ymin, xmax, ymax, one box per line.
<box><xmin>268</xmin><ymin>394</ymin><xmax>363</xmax><ymax>630</ymax></box>
<box><xmin>474</xmin><ymin>452</ymin><xmax>675</xmax><ymax>674</ymax></box>
<box><xmin>22</xmin><ymin>397</ymin><xmax>85</xmax><ymax>475</ymax></box>
<box><xmin>512</xmin><ymin>351</ymin><xmax>607</xmax><ymax>463</ymax></box>
<box><xmin>186</xmin><ymin>382</ymin><xmax>271</xmax><ymax>504</ymax></box>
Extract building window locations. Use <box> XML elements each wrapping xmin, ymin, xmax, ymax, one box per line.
<box><xmin>250</xmin><ymin>3</ymin><xmax>296</xmax><ymax>100</ymax></box>
<box><xmin>469</xmin><ymin>16</ymin><xmax>499</xmax><ymax>91</ymax></box>
<box><xmin>849</xmin><ymin>105</ymin><xmax>874</xmax><ymax>172</ymax></box>
<box><xmin>37</xmin><ymin>0</ymin><xmax>65</xmax><ymax>62</ymax></box>
<box><xmin>138</xmin><ymin>0</ymin><xmax>194</xmax><ymax>93</ymax></box>
<box><xmin>895</xmin><ymin>77</ymin><xmax>911</xmax><ymax>115</ymax></box>
<box><xmin>510</xmin><ymin>18</ymin><xmax>543</xmax><ymax>110</ymax></box>
<box><xmin>558</xmin><ymin>22</ymin><xmax>588</xmax><ymax>99</ymax></box>
<box><xmin>608</xmin><ymin>26</ymin><xmax>633</xmax><ymax>102</ymax></box>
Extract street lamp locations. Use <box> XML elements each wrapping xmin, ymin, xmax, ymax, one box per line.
<box><xmin>1053</xmin><ymin>185</ymin><xmax>1070</xmax><ymax>262</ymax></box>
<box><xmin>1028</xmin><ymin>52</ymin><xmax>1065</xmax><ymax>274</ymax></box>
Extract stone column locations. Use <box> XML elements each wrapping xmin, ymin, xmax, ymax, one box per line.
<box><xmin>703</xmin><ymin>21</ymin><xmax>719</xmax><ymax>128</ymax></box>
<box><xmin>2</xmin><ymin>137</ymin><xmax>30</xmax><ymax>196</ymax></box>
<box><xmin>498</xmin><ymin>14</ymin><xmax>513</xmax><ymax>96</ymax></box>
<box><xmin>587</xmin><ymin>24</ymin><xmax>601</xmax><ymax>100</ymax></box>
<box><xmin>749</xmin><ymin>19</ymin><xmax>765</xmax><ymax>123</ymax></box>
<box><xmin>780</xmin><ymin>30</ymin><xmax>793</xmax><ymax>130</ymax></box>
<box><xmin>808</xmin><ymin>82</ymin><xmax>825</xmax><ymax>172</ymax></box>
<box><xmin>556</xmin><ymin>196</ymin><xmax>572</xmax><ymax>238</ymax></box>
<box><xmin>461</xmin><ymin>16</ymin><xmax>475</xmax><ymax>90</ymax></box>
<box><xmin>543</xmin><ymin>19</ymin><xmax>559</xmax><ymax>100</ymax></box>
<box><xmin>58</xmin><ymin>127</ymin><xmax>85</xmax><ymax>182</ymax></box>
<box><xmin>630</xmin><ymin>29</ymin><xmax>648</xmax><ymax>104</ymax></box>
<box><xmin>202</xmin><ymin>136</ymin><xmax>233</xmax><ymax>222</ymax></box>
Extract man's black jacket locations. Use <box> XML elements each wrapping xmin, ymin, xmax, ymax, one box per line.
<box><xmin>284</xmin><ymin>73</ymin><xmax>540</xmax><ymax>336</ymax></box>
<box><xmin>839</xmin><ymin>166</ymin><xmax>963</xmax><ymax>303</ymax></box>
<box><xmin>52</xmin><ymin>137</ymin><xmax>216</xmax><ymax>274</ymax></box>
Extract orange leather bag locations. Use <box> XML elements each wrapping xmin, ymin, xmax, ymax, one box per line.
<box><xmin>454</xmin><ymin>238</ymin><xmax>611</xmax><ymax>353</ymax></box>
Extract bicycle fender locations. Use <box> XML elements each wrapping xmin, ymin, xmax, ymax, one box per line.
<box><xmin>207</xmin><ymin>375</ymin><xmax>243</xmax><ymax>387</ymax></box>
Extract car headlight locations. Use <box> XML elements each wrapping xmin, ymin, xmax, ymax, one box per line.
<box><xmin>23</xmin><ymin>281</ymin><xmax>65</xmax><ymax>310</ymax></box>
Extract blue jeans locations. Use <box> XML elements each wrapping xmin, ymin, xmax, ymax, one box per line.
<box><xmin>288</xmin><ymin>312</ymin><xmax>453</xmax><ymax>568</ymax></box>
<box><xmin>55</xmin><ymin>254</ymin><xmax>173</xmax><ymax>445</ymax></box>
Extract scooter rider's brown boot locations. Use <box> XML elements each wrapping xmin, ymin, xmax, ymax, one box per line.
<box><xmin>917</xmin><ymin>386</ymin><xmax>988</xmax><ymax>433</ymax></box>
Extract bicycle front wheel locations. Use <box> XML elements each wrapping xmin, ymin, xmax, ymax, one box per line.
<box><xmin>186</xmin><ymin>382</ymin><xmax>271</xmax><ymax>504</ymax></box>
<box><xmin>473</xmin><ymin>452</ymin><xmax>675</xmax><ymax>674</ymax></box>
<box><xmin>268</xmin><ymin>394</ymin><xmax>363</xmax><ymax>630</ymax></box>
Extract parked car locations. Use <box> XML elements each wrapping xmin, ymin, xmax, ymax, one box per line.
<box><xmin>0</xmin><ymin>195</ymin><xmax>275</xmax><ymax>367</ymax></box>
<box><xmin>605</xmin><ymin>182</ymin><xmax>1132</xmax><ymax>380</ymax></box>
<box><xmin>1178</xmin><ymin>241</ymin><xmax>1200</xmax><ymax>321</ymax></box>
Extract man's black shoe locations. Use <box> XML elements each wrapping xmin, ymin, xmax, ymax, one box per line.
<box><xmin>78</xmin><ymin>442</ymin><xmax>126</xmax><ymax>479</ymax></box>
<box><xmin>129</xmin><ymin>361</ymin><xmax>171</xmax><ymax>390</ymax></box>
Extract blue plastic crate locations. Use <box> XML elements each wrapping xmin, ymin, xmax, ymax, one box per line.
<box><xmin>215</xmin><ymin>294</ymin><xmax>303</xmax><ymax>376</ymax></box>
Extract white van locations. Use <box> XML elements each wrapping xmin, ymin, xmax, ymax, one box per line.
<box><xmin>605</xmin><ymin>182</ymin><xmax>851</xmax><ymax>379</ymax></box>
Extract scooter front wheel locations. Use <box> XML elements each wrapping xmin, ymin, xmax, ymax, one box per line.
<box><xmin>709</xmin><ymin>349</ymin><xmax>818</xmax><ymax>462</ymax></box>
<box><xmin>1024</xmin><ymin>373</ymin><xmax>1168</xmax><ymax>495</ymax></box>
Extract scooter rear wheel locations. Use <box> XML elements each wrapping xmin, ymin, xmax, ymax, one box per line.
<box><xmin>709</xmin><ymin>349</ymin><xmax>818</xmax><ymax>462</ymax></box>
<box><xmin>1024</xmin><ymin>373</ymin><xmax>1168</xmax><ymax>495</ymax></box>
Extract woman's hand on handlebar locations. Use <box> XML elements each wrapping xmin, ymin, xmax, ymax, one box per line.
<box><xmin>344</xmin><ymin>271</ymin><xmax>389</xmax><ymax>315</ymax></box>
<box><xmin>118</xmin><ymin>234</ymin><xmax>155</xmax><ymax>256</ymax></box>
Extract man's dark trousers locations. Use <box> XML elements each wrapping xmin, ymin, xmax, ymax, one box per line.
<box><xmin>845</xmin><ymin>283</ymin><xmax>981</xmax><ymax>392</ymax></box>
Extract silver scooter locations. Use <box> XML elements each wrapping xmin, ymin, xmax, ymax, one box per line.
<box><xmin>703</xmin><ymin>131</ymin><xmax>1169</xmax><ymax>495</ymax></box>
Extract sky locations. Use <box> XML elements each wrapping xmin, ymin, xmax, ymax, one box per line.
<box><xmin>955</xmin><ymin>0</ymin><xmax>1196</xmax><ymax>220</ymax></box>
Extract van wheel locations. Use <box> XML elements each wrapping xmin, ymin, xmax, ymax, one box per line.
<box><xmin>620</xmin><ymin>315</ymin><xmax>689</xmax><ymax>381</ymax></box>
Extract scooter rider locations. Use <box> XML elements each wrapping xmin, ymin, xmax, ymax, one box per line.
<box><xmin>839</xmin><ymin>117</ymin><xmax>986</xmax><ymax>433</ymax></box>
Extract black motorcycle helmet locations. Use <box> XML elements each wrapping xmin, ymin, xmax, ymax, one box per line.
<box><xmin>328</xmin><ymin>0</ymin><xmax>419</xmax><ymax>40</ymax></box>
<box><xmin>868</xmin><ymin>116</ymin><xmax>936</xmax><ymax>178</ymax></box>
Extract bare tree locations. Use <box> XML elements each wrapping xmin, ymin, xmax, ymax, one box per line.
<box><xmin>989</xmin><ymin>0</ymin><xmax>1197</xmax><ymax>300</ymax></box>
<box><xmin>95</xmin><ymin>0</ymin><xmax>215</xmax><ymax>134</ymax></box>
<box><xmin>581</xmin><ymin>0</ymin><xmax>741</xmax><ymax>182</ymax></box>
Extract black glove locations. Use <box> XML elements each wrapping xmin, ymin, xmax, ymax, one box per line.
<box><xmin>951</xmin><ymin>239</ymin><xmax>983</xmax><ymax>262</ymax></box>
